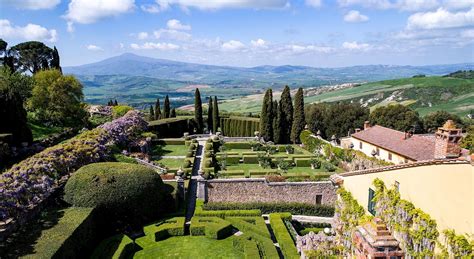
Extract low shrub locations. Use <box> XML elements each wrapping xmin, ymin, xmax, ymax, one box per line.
<box><xmin>143</xmin><ymin>217</ymin><xmax>185</xmax><ymax>241</ymax></box>
<box><xmin>242</xmin><ymin>155</ymin><xmax>258</xmax><ymax>164</ymax></box>
<box><xmin>294</xmin><ymin>158</ymin><xmax>311</xmax><ymax>167</ymax></box>
<box><xmin>91</xmin><ymin>234</ymin><xmax>137</xmax><ymax>259</ymax></box>
<box><xmin>225</xmin><ymin>155</ymin><xmax>241</xmax><ymax>165</ymax></box>
<box><xmin>322</xmin><ymin>161</ymin><xmax>337</xmax><ymax>172</ymax></box>
<box><xmin>219</xmin><ymin>170</ymin><xmax>245</xmax><ymax>176</ymax></box>
<box><xmin>182</xmin><ymin>159</ymin><xmax>192</xmax><ymax>168</ymax></box>
<box><xmin>155</xmin><ymin>138</ymin><xmax>185</xmax><ymax>145</ymax></box>
<box><xmin>64</xmin><ymin>162</ymin><xmax>170</xmax><ymax>226</ymax></box>
<box><xmin>112</xmin><ymin>105</ymin><xmax>133</xmax><ymax>118</ymax></box>
<box><xmin>194</xmin><ymin>199</ymin><xmax>261</xmax><ymax>218</ymax></box>
<box><xmin>186</xmin><ymin>151</ymin><xmax>194</xmax><ymax>157</ymax></box>
<box><xmin>224</xmin><ymin>142</ymin><xmax>252</xmax><ymax>149</ymax></box>
<box><xmin>269</xmin><ymin>213</ymin><xmax>299</xmax><ymax>259</ymax></box>
<box><xmin>203</xmin><ymin>202</ymin><xmax>334</xmax><ymax>217</ymax></box>
<box><xmin>113</xmin><ymin>153</ymin><xmax>138</xmax><ymax>164</ymax></box>
<box><xmin>190</xmin><ymin>217</ymin><xmax>233</xmax><ymax>239</ymax></box>
<box><xmin>226</xmin><ymin>217</ymin><xmax>270</xmax><ymax>238</ymax></box>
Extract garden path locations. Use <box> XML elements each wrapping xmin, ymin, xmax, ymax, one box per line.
<box><xmin>185</xmin><ymin>139</ymin><xmax>206</xmax><ymax>222</ymax></box>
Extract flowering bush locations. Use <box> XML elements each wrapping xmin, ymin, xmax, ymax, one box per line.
<box><xmin>0</xmin><ymin>110</ymin><xmax>146</xmax><ymax>221</ymax></box>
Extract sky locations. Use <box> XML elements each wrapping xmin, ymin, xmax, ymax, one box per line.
<box><xmin>0</xmin><ymin>0</ymin><xmax>473</xmax><ymax>67</ymax></box>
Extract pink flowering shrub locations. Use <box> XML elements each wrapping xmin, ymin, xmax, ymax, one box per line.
<box><xmin>0</xmin><ymin>110</ymin><xmax>146</xmax><ymax>221</ymax></box>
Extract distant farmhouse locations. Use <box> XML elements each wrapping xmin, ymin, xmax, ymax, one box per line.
<box><xmin>341</xmin><ymin>120</ymin><xmax>465</xmax><ymax>164</ymax></box>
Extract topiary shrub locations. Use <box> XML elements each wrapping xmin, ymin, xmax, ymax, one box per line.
<box><xmin>64</xmin><ymin>162</ymin><xmax>169</xmax><ymax>227</ymax></box>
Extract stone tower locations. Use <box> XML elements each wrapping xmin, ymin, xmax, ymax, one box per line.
<box><xmin>434</xmin><ymin>120</ymin><xmax>462</xmax><ymax>159</ymax></box>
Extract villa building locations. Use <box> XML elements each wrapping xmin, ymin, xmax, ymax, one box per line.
<box><xmin>342</xmin><ymin>120</ymin><xmax>464</xmax><ymax>164</ymax></box>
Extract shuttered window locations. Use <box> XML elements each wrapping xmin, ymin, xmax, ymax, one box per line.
<box><xmin>368</xmin><ymin>188</ymin><xmax>376</xmax><ymax>216</ymax></box>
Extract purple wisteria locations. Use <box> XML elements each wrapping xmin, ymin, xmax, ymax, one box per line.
<box><xmin>0</xmin><ymin>110</ymin><xmax>147</xmax><ymax>221</ymax></box>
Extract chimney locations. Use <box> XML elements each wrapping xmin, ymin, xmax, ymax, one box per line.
<box><xmin>355</xmin><ymin>128</ymin><xmax>361</xmax><ymax>133</ymax></box>
<box><xmin>364</xmin><ymin>121</ymin><xmax>371</xmax><ymax>130</ymax></box>
<box><xmin>434</xmin><ymin>120</ymin><xmax>462</xmax><ymax>159</ymax></box>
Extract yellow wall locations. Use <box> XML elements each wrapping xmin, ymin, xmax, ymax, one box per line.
<box><xmin>342</xmin><ymin>163</ymin><xmax>473</xmax><ymax>237</ymax></box>
<box><xmin>351</xmin><ymin>137</ymin><xmax>415</xmax><ymax>164</ymax></box>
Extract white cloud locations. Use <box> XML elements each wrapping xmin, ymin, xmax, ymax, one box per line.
<box><xmin>1</xmin><ymin>0</ymin><xmax>60</xmax><ymax>10</ymax></box>
<box><xmin>137</xmin><ymin>32</ymin><xmax>149</xmax><ymax>40</ymax></box>
<box><xmin>167</xmin><ymin>19</ymin><xmax>191</xmax><ymax>30</ymax></box>
<box><xmin>141</xmin><ymin>3</ymin><xmax>163</xmax><ymax>13</ymax></box>
<box><xmin>144</xmin><ymin>0</ymin><xmax>288</xmax><ymax>11</ymax></box>
<box><xmin>250</xmin><ymin>39</ymin><xmax>268</xmax><ymax>48</ymax></box>
<box><xmin>344</xmin><ymin>10</ymin><xmax>369</xmax><ymax>22</ymax></box>
<box><xmin>64</xmin><ymin>0</ymin><xmax>135</xmax><ymax>24</ymax></box>
<box><xmin>461</xmin><ymin>29</ymin><xmax>474</xmax><ymax>38</ymax></box>
<box><xmin>442</xmin><ymin>0</ymin><xmax>474</xmax><ymax>11</ymax></box>
<box><xmin>130</xmin><ymin>42</ymin><xmax>180</xmax><ymax>50</ymax></box>
<box><xmin>338</xmin><ymin>0</ymin><xmax>441</xmax><ymax>11</ymax></box>
<box><xmin>305</xmin><ymin>0</ymin><xmax>322</xmax><ymax>8</ymax></box>
<box><xmin>407</xmin><ymin>7</ymin><xmax>474</xmax><ymax>29</ymax></box>
<box><xmin>286</xmin><ymin>44</ymin><xmax>334</xmax><ymax>54</ymax></box>
<box><xmin>66</xmin><ymin>21</ymin><xmax>74</xmax><ymax>33</ymax></box>
<box><xmin>86</xmin><ymin>44</ymin><xmax>103</xmax><ymax>51</ymax></box>
<box><xmin>154</xmin><ymin>29</ymin><xmax>192</xmax><ymax>41</ymax></box>
<box><xmin>0</xmin><ymin>19</ymin><xmax>58</xmax><ymax>42</ymax></box>
<box><xmin>342</xmin><ymin>41</ymin><xmax>371</xmax><ymax>50</ymax></box>
<box><xmin>222</xmin><ymin>40</ymin><xmax>246</xmax><ymax>51</ymax></box>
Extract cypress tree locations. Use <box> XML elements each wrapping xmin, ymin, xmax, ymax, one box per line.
<box><xmin>155</xmin><ymin>98</ymin><xmax>162</xmax><ymax>120</ymax></box>
<box><xmin>291</xmin><ymin>87</ymin><xmax>305</xmax><ymax>143</ymax></box>
<box><xmin>114</xmin><ymin>99</ymin><xmax>118</xmax><ymax>106</ymax></box>
<box><xmin>207</xmin><ymin>97</ymin><xmax>213</xmax><ymax>133</ymax></box>
<box><xmin>194</xmin><ymin>89</ymin><xmax>204</xmax><ymax>133</ymax></box>
<box><xmin>149</xmin><ymin>105</ymin><xmax>155</xmax><ymax>120</ymax></box>
<box><xmin>170</xmin><ymin>108</ymin><xmax>176</xmax><ymax>118</ymax></box>
<box><xmin>164</xmin><ymin>95</ymin><xmax>171</xmax><ymax>118</ymax></box>
<box><xmin>273</xmin><ymin>101</ymin><xmax>282</xmax><ymax>144</ymax></box>
<box><xmin>51</xmin><ymin>46</ymin><xmax>62</xmax><ymax>73</ymax></box>
<box><xmin>212</xmin><ymin>96</ymin><xmax>219</xmax><ymax>133</ymax></box>
<box><xmin>280</xmin><ymin>85</ymin><xmax>293</xmax><ymax>144</ymax></box>
<box><xmin>259</xmin><ymin>88</ymin><xmax>273</xmax><ymax>141</ymax></box>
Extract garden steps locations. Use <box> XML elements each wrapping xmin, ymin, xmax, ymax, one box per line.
<box><xmin>185</xmin><ymin>139</ymin><xmax>207</xmax><ymax>222</ymax></box>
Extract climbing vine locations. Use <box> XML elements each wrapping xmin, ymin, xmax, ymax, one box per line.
<box><xmin>439</xmin><ymin>229</ymin><xmax>473</xmax><ymax>257</ymax></box>
<box><xmin>372</xmin><ymin>178</ymin><xmax>439</xmax><ymax>258</ymax></box>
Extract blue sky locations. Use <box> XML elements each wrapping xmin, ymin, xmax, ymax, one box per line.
<box><xmin>0</xmin><ymin>0</ymin><xmax>473</xmax><ymax>67</ymax></box>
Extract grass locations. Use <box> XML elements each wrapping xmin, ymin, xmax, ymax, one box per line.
<box><xmin>28</xmin><ymin>122</ymin><xmax>64</xmax><ymax>141</ymax></box>
<box><xmin>154</xmin><ymin>158</ymin><xmax>184</xmax><ymax>169</ymax></box>
<box><xmin>134</xmin><ymin>236</ymin><xmax>244</xmax><ymax>259</ymax></box>
<box><xmin>152</xmin><ymin>144</ymin><xmax>188</xmax><ymax>157</ymax></box>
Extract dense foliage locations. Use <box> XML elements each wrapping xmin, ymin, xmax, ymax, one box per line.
<box><xmin>422</xmin><ymin>110</ymin><xmax>464</xmax><ymax>133</ymax></box>
<box><xmin>64</xmin><ymin>162</ymin><xmax>167</xmax><ymax>225</ymax></box>
<box><xmin>369</xmin><ymin>104</ymin><xmax>422</xmax><ymax>132</ymax></box>
<box><xmin>220</xmin><ymin>117</ymin><xmax>260</xmax><ymax>137</ymax></box>
<box><xmin>2</xmin><ymin>40</ymin><xmax>61</xmax><ymax>73</ymax></box>
<box><xmin>290</xmin><ymin>87</ymin><xmax>305</xmax><ymax>143</ymax></box>
<box><xmin>164</xmin><ymin>95</ymin><xmax>171</xmax><ymax>119</ymax></box>
<box><xmin>212</xmin><ymin>96</ymin><xmax>220</xmax><ymax>133</ymax></box>
<box><xmin>260</xmin><ymin>88</ymin><xmax>273</xmax><ymax>141</ymax></box>
<box><xmin>280</xmin><ymin>85</ymin><xmax>293</xmax><ymax>144</ymax></box>
<box><xmin>207</xmin><ymin>97</ymin><xmax>213</xmax><ymax>132</ymax></box>
<box><xmin>460</xmin><ymin>125</ymin><xmax>474</xmax><ymax>154</ymax></box>
<box><xmin>154</xmin><ymin>98</ymin><xmax>161</xmax><ymax>120</ymax></box>
<box><xmin>194</xmin><ymin>89</ymin><xmax>204</xmax><ymax>133</ymax></box>
<box><xmin>203</xmin><ymin>202</ymin><xmax>334</xmax><ymax>216</ymax></box>
<box><xmin>0</xmin><ymin>110</ymin><xmax>147</xmax><ymax>221</ymax></box>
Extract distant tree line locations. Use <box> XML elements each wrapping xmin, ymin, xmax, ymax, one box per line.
<box><xmin>149</xmin><ymin>95</ymin><xmax>176</xmax><ymax>120</ymax></box>
<box><xmin>443</xmin><ymin>70</ymin><xmax>474</xmax><ymax>79</ymax></box>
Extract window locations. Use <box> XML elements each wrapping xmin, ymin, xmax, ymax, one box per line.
<box><xmin>388</xmin><ymin>153</ymin><xmax>392</xmax><ymax>160</ymax></box>
<box><xmin>376</xmin><ymin>147</ymin><xmax>380</xmax><ymax>156</ymax></box>
<box><xmin>315</xmin><ymin>195</ymin><xmax>322</xmax><ymax>205</ymax></box>
<box><xmin>359</xmin><ymin>141</ymin><xmax>363</xmax><ymax>149</ymax></box>
<box><xmin>368</xmin><ymin>188</ymin><xmax>376</xmax><ymax>216</ymax></box>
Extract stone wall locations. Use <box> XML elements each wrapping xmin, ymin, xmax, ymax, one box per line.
<box><xmin>204</xmin><ymin>178</ymin><xmax>337</xmax><ymax>205</ymax></box>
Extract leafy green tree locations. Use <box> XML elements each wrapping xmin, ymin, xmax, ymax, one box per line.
<box><xmin>154</xmin><ymin>98</ymin><xmax>161</xmax><ymax>120</ymax></box>
<box><xmin>0</xmin><ymin>68</ymin><xmax>33</xmax><ymax>144</ymax></box>
<box><xmin>194</xmin><ymin>88</ymin><xmax>204</xmax><ymax>133</ymax></box>
<box><xmin>259</xmin><ymin>88</ymin><xmax>273</xmax><ymax>141</ymax></box>
<box><xmin>291</xmin><ymin>87</ymin><xmax>305</xmax><ymax>143</ymax></box>
<box><xmin>0</xmin><ymin>39</ymin><xmax>15</xmax><ymax>72</ymax></box>
<box><xmin>423</xmin><ymin>111</ymin><xmax>464</xmax><ymax>133</ymax></box>
<box><xmin>164</xmin><ymin>95</ymin><xmax>170</xmax><ymax>118</ymax></box>
<box><xmin>272</xmin><ymin>100</ymin><xmax>282</xmax><ymax>144</ymax></box>
<box><xmin>11</xmin><ymin>41</ymin><xmax>53</xmax><ymax>74</ymax></box>
<box><xmin>370</xmin><ymin>104</ymin><xmax>422</xmax><ymax>132</ymax></box>
<box><xmin>149</xmin><ymin>105</ymin><xmax>155</xmax><ymax>120</ymax></box>
<box><xmin>212</xmin><ymin>96</ymin><xmax>219</xmax><ymax>133</ymax></box>
<box><xmin>51</xmin><ymin>46</ymin><xmax>61</xmax><ymax>73</ymax></box>
<box><xmin>460</xmin><ymin>125</ymin><xmax>474</xmax><ymax>154</ymax></box>
<box><xmin>280</xmin><ymin>85</ymin><xmax>293</xmax><ymax>143</ymax></box>
<box><xmin>170</xmin><ymin>108</ymin><xmax>176</xmax><ymax>118</ymax></box>
<box><xmin>29</xmin><ymin>69</ymin><xmax>87</xmax><ymax>126</ymax></box>
<box><xmin>207</xmin><ymin>97</ymin><xmax>213</xmax><ymax>133</ymax></box>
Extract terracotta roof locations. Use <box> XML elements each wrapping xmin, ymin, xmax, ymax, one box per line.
<box><xmin>352</xmin><ymin>125</ymin><xmax>435</xmax><ymax>161</ymax></box>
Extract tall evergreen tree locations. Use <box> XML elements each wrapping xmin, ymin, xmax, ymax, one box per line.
<box><xmin>213</xmin><ymin>96</ymin><xmax>219</xmax><ymax>133</ymax></box>
<box><xmin>114</xmin><ymin>99</ymin><xmax>118</xmax><ymax>106</ymax></box>
<box><xmin>154</xmin><ymin>98</ymin><xmax>162</xmax><ymax>120</ymax></box>
<box><xmin>259</xmin><ymin>88</ymin><xmax>273</xmax><ymax>141</ymax></box>
<box><xmin>207</xmin><ymin>97</ymin><xmax>213</xmax><ymax>133</ymax></box>
<box><xmin>149</xmin><ymin>105</ymin><xmax>155</xmax><ymax>120</ymax></box>
<box><xmin>291</xmin><ymin>87</ymin><xmax>305</xmax><ymax>143</ymax></box>
<box><xmin>170</xmin><ymin>108</ymin><xmax>176</xmax><ymax>118</ymax></box>
<box><xmin>51</xmin><ymin>46</ymin><xmax>62</xmax><ymax>73</ymax></box>
<box><xmin>279</xmin><ymin>85</ymin><xmax>293</xmax><ymax>143</ymax></box>
<box><xmin>194</xmin><ymin>89</ymin><xmax>204</xmax><ymax>133</ymax></box>
<box><xmin>272</xmin><ymin>100</ymin><xmax>282</xmax><ymax>144</ymax></box>
<box><xmin>164</xmin><ymin>95</ymin><xmax>171</xmax><ymax>118</ymax></box>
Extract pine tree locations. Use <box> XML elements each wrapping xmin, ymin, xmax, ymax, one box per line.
<box><xmin>155</xmin><ymin>98</ymin><xmax>162</xmax><ymax>120</ymax></box>
<box><xmin>273</xmin><ymin>101</ymin><xmax>282</xmax><ymax>144</ymax></box>
<box><xmin>259</xmin><ymin>88</ymin><xmax>273</xmax><ymax>141</ymax></box>
<box><xmin>164</xmin><ymin>95</ymin><xmax>171</xmax><ymax>118</ymax></box>
<box><xmin>280</xmin><ymin>85</ymin><xmax>293</xmax><ymax>144</ymax></box>
<box><xmin>291</xmin><ymin>87</ymin><xmax>305</xmax><ymax>143</ymax></box>
<box><xmin>149</xmin><ymin>105</ymin><xmax>155</xmax><ymax>120</ymax></box>
<box><xmin>51</xmin><ymin>46</ymin><xmax>62</xmax><ymax>73</ymax></box>
<box><xmin>170</xmin><ymin>108</ymin><xmax>176</xmax><ymax>117</ymax></box>
<box><xmin>194</xmin><ymin>89</ymin><xmax>204</xmax><ymax>133</ymax></box>
<box><xmin>114</xmin><ymin>99</ymin><xmax>118</xmax><ymax>106</ymax></box>
<box><xmin>213</xmin><ymin>96</ymin><xmax>219</xmax><ymax>133</ymax></box>
<box><xmin>207</xmin><ymin>97</ymin><xmax>213</xmax><ymax>133</ymax></box>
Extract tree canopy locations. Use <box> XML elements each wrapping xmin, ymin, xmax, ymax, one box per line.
<box><xmin>290</xmin><ymin>87</ymin><xmax>305</xmax><ymax>143</ymax></box>
<box><xmin>279</xmin><ymin>85</ymin><xmax>293</xmax><ymax>144</ymax></box>
<box><xmin>369</xmin><ymin>104</ymin><xmax>422</xmax><ymax>132</ymax></box>
<box><xmin>194</xmin><ymin>88</ymin><xmax>204</xmax><ymax>133</ymax></box>
<box><xmin>259</xmin><ymin>88</ymin><xmax>273</xmax><ymax>141</ymax></box>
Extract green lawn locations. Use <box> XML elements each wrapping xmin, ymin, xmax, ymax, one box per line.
<box><xmin>152</xmin><ymin>144</ymin><xmax>188</xmax><ymax>157</ymax></box>
<box><xmin>134</xmin><ymin>236</ymin><xmax>244</xmax><ymax>259</ymax></box>
<box><xmin>28</xmin><ymin>122</ymin><xmax>64</xmax><ymax>141</ymax></box>
<box><xmin>154</xmin><ymin>158</ymin><xmax>184</xmax><ymax>169</ymax></box>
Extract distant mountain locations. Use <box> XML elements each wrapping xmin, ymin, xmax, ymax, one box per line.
<box><xmin>63</xmin><ymin>53</ymin><xmax>474</xmax><ymax>107</ymax></box>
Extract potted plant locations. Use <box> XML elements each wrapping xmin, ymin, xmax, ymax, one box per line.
<box><xmin>285</xmin><ymin>145</ymin><xmax>295</xmax><ymax>154</ymax></box>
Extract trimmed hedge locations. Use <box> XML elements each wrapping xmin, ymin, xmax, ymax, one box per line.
<box><xmin>248</xmin><ymin>169</ymin><xmax>278</xmax><ymax>175</ymax></box>
<box><xmin>154</xmin><ymin>138</ymin><xmax>185</xmax><ymax>145</ymax></box>
<box><xmin>294</xmin><ymin>158</ymin><xmax>311</xmax><ymax>167</ymax></box>
<box><xmin>203</xmin><ymin>202</ymin><xmax>335</xmax><ymax>217</ymax></box>
<box><xmin>226</xmin><ymin>217</ymin><xmax>270</xmax><ymax>238</ymax></box>
<box><xmin>269</xmin><ymin>213</ymin><xmax>299</xmax><ymax>259</ymax></box>
<box><xmin>24</xmin><ymin>207</ymin><xmax>96</xmax><ymax>259</ymax></box>
<box><xmin>224</xmin><ymin>142</ymin><xmax>252</xmax><ymax>149</ymax></box>
<box><xmin>194</xmin><ymin>199</ymin><xmax>261</xmax><ymax>218</ymax></box>
<box><xmin>190</xmin><ymin>217</ymin><xmax>233</xmax><ymax>239</ymax></box>
<box><xmin>148</xmin><ymin>117</ymin><xmax>193</xmax><ymax>138</ymax></box>
<box><xmin>64</xmin><ymin>162</ymin><xmax>170</xmax><ymax>226</ymax></box>
<box><xmin>220</xmin><ymin>170</ymin><xmax>245</xmax><ymax>176</ymax></box>
<box><xmin>91</xmin><ymin>234</ymin><xmax>137</xmax><ymax>259</ymax></box>
<box><xmin>242</xmin><ymin>155</ymin><xmax>258</xmax><ymax>164</ymax></box>
<box><xmin>224</xmin><ymin>155</ymin><xmax>241</xmax><ymax>165</ymax></box>
<box><xmin>220</xmin><ymin>117</ymin><xmax>260</xmax><ymax>137</ymax></box>
<box><xmin>143</xmin><ymin>217</ymin><xmax>185</xmax><ymax>241</ymax></box>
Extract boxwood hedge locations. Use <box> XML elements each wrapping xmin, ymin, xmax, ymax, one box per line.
<box><xmin>203</xmin><ymin>202</ymin><xmax>334</xmax><ymax>217</ymax></box>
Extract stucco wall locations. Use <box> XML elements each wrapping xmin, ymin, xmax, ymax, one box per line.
<box><xmin>351</xmin><ymin>137</ymin><xmax>413</xmax><ymax>164</ymax></box>
<box><xmin>342</xmin><ymin>162</ymin><xmax>473</xmax><ymax>236</ymax></box>
<box><xmin>206</xmin><ymin>179</ymin><xmax>337</xmax><ymax>205</ymax></box>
